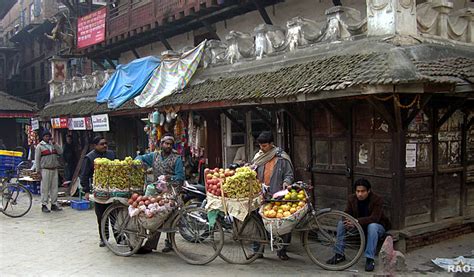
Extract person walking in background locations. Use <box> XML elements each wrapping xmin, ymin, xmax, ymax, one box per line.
<box><xmin>35</xmin><ymin>130</ymin><xmax>63</xmax><ymax>213</ymax></box>
<box><xmin>62</xmin><ymin>135</ymin><xmax>76</xmax><ymax>181</ymax></box>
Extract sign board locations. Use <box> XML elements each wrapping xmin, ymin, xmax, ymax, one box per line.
<box><xmin>51</xmin><ymin>117</ymin><xmax>68</xmax><ymax>129</ymax></box>
<box><xmin>31</xmin><ymin>118</ymin><xmax>39</xmax><ymax>130</ymax></box>
<box><xmin>77</xmin><ymin>7</ymin><xmax>106</xmax><ymax>49</ymax></box>
<box><xmin>51</xmin><ymin>58</ymin><xmax>67</xmax><ymax>82</ymax></box>
<box><xmin>91</xmin><ymin>114</ymin><xmax>109</xmax><ymax>132</ymax></box>
<box><xmin>406</xmin><ymin>143</ymin><xmax>417</xmax><ymax>168</ymax></box>
<box><xmin>15</xmin><ymin>118</ymin><xmax>30</xmax><ymax>124</ymax></box>
<box><xmin>68</xmin><ymin>118</ymin><xmax>87</xmax><ymax>130</ymax></box>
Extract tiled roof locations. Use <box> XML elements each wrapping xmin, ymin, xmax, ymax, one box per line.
<box><xmin>38</xmin><ymin>99</ymin><xmax>142</xmax><ymax>118</ymax></box>
<box><xmin>0</xmin><ymin>91</ymin><xmax>37</xmax><ymax>112</ymax></box>
<box><xmin>156</xmin><ymin>42</ymin><xmax>474</xmax><ymax>107</ymax></box>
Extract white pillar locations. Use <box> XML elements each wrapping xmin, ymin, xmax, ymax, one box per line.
<box><xmin>366</xmin><ymin>0</ymin><xmax>417</xmax><ymax>36</ymax></box>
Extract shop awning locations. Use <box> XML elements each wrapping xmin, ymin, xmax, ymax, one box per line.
<box><xmin>155</xmin><ymin>39</ymin><xmax>474</xmax><ymax>109</ymax></box>
<box><xmin>0</xmin><ymin>91</ymin><xmax>37</xmax><ymax>115</ymax></box>
<box><xmin>38</xmin><ymin>98</ymin><xmax>145</xmax><ymax>119</ymax></box>
<box><xmin>0</xmin><ymin>112</ymin><xmax>36</xmax><ymax>118</ymax></box>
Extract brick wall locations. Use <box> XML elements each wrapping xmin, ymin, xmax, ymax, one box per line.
<box><xmin>406</xmin><ymin>223</ymin><xmax>474</xmax><ymax>252</ymax></box>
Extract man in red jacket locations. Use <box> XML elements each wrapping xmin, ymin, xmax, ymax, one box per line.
<box><xmin>326</xmin><ymin>178</ymin><xmax>391</xmax><ymax>271</ymax></box>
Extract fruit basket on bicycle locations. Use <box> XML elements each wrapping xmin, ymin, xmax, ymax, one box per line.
<box><xmin>259</xmin><ymin>185</ymin><xmax>309</xmax><ymax>236</ymax></box>
<box><xmin>92</xmin><ymin>157</ymin><xmax>145</xmax><ymax>200</ymax></box>
<box><xmin>127</xmin><ymin>190</ymin><xmax>177</xmax><ymax>231</ymax></box>
<box><xmin>205</xmin><ymin>166</ymin><xmax>263</xmax><ymax>221</ymax></box>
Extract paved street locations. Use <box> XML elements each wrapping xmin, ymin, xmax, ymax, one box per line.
<box><xmin>1</xmin><ymin>196</ymin><xmax>473</xmax><ymax>276</ymax></box>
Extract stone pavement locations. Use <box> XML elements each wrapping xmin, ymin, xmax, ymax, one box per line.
<box><xmin>1</xmin><ymin>196</ymin><xmax>473</xmax><ymax>276</ymax></box>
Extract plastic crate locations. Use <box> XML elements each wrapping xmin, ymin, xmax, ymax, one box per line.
<box><xmin>24</xmin><ymin>184</ymin><xmax>40</xmax><ymax>195</ymax></box>
<box><xmin>71</xmin><ymin>200</ymin><xmax>90</xmax><ymax>210</ymax></box>
<box><xmin>0</xmin><ymin>150</ymin><xmax>23</xmax><ymax>157</ymax></box>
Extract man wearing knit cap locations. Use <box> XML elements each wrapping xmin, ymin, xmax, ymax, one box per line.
<box><xmin>35</xmin><ymin>130</ymin><xmax>63</xmax><ymax>213</ymax></box>
<box><xmin>135</xmin><ymin>133</ymin><xmax>185</xmax><ymax>253</ymax></box>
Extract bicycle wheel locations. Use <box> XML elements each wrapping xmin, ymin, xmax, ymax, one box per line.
<box><xmin>101</xmin><ymin>203</ymin><xmax>144</xmax><ymax>257</ymax></box>
<box><xmin>219</xmin><ymin>213</ymin><xmax>266</xmax><ymax>264</ymax></box>
<box><xmin>170</xmin><ymin>207</ymin><xmax>224</xmax><ymax>265</ymax></box>
<box><xmin>303</xmin><ymin>210</ymin><xmax>365</xmax><ymax>271</ymax></box>
<box><xmin>1</xmin><ymin>183</ymin><xmax>32</xmax><ymax>218</ymax></box>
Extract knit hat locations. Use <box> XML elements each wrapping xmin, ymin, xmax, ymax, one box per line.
<box><xmin>42</xmin><ymin>130</ymin><xmax>52</xmax><ymax>138</ymax></box>
<box><xmin>256</xmin><ymin>131</ymin><xmax>274</xmax><ymax>144</ymax></box>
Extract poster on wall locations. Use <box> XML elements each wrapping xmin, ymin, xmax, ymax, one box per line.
<box><xmin>68</xmin><ymin>118</ymin><xmax>87</xmax><ymax>130</ymax></box>
<box><xmin>91</xmin><ymin>114</ymin><xmax>109</xmax><ymax>132</ymax></box>
<box><xmin>31</xmin><ymin>118</ymin><xmax>39</xmax><ymax>130</ymax></box>
<box><xmin>77</xmin><ymin>7</ymin><xmax>106</xmax><ymax>48</ymax></box>
<box><xmin>406</xmin><ymin>143</ymin><xmax>417</xmax><ymax>168</ymax></box>
<box><xmin>51</xmin><ymin>118</ymin><xmax>68</xmax><ymax>129</ymax></box>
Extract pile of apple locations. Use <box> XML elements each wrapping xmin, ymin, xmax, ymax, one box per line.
<box><xmin>127</xmin><ymin>192</ymin><xmax>175</xmax><ymax>218</ymax></box>
<box><xmin>204</xmin><ymin>167</ymin><xmax>235</xmax><ymax>197</ymax></box>
<box><xmin>262</xmin><ymin>189</ymin><xmax>307</xmax><ymax>219</ymax></box>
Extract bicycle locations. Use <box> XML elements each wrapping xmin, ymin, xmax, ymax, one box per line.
<box><xmin>218</xmin><ymin>182</ymin><xmax>366</xmax><ymax>271</ymax></box>
<box><xmin>0</xmin><ymin>170</ymin><xmax>33</xmax><ymax>218</ymax></box>
<box><xmin>100</xmin><ymin>183</ymin><xmax>225</xmax><ymax>265</ymax></box>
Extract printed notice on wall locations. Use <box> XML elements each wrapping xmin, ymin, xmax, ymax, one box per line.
<box><xmin>406</xmin><ymin>143</ymin><xmax>417</xmax><ymax>168</ymax></box>
<box><xmin>91</xmin><ymin>114</ymin><xmax>109</xmax><ymax>132</ymax></box>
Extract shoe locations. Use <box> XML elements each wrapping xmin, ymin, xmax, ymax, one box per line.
<box><xmin>162</xmin><ymin>246</ymin><xmax>173</xmax><ymax>253</ymax></box>
<box><xmin>136</xmin><ymin>247</ymin><xmax>153</xmax><ymax>254</ymax></box>
<box><xmin>162</xmin><ymin>240</ymin><xmax>173</xmax><ymax>253</ymax></box>
<box><xmin>51</xmin><ymin>204</ymin><xmax>62</xmax><ymax>211</ymax></box>
<box><xmin>99</xmin><ymin>241</ymin><xmax>106</xmax><ymax>247</ymax></box>
<box><xmin>277</xmin><ymin>251</ymin><xmax>290</xmax><ymax>261</ymax></box>
<box><xmin>254</xmin><ymin>253</ymin><xmax>264</xmax><ymax>259</ymax></box>
<box><xmin>42</xmin><ymin>205</ymin><xmax>50</xmax><ymax>213</ymax></box>
<box><xmin>326</xmin><ymin>253</ymin><xmax>346</xmax><ymax>265</ymax></box>
<box><xmin>365</xmin><ymin>258</ymin><xmax>375</xmax><ymax>272</ymax></box>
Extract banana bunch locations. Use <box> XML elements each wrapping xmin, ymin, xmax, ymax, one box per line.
<box><xmin>222</xmin><ymin>166</ymin><xmax>261</xmax><ymax>198</ymax></box>
<box><xmin>94</xmin><ymin>157</ymin><xmax>144</xmax><ymax>191</ymax></box>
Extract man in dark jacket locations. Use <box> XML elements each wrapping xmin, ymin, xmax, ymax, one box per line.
<box><xmin>62</xmin><ymin>135</ymin><xmax>76</xmax><ymax>181</ymax></box>
<box><xmin>80</xmin><ymin>136</ymin><xmax>115</xmax><ymax>247</ymax></box>
<box><xmin>327</xmin><ymin>178</ymin><xmax>391</xmax><ymax>272</ymax></box>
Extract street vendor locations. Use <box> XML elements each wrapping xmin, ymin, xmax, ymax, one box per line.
<box><xmin>80</xmin><ymin>136</ymin><xmax>115</xmax><ymax>247</ymax></box>
<box><xmin>252</xmin><ymin>131</ymin><xmax>294</xmax><ymax>260</ymax></box>
<box><xmin>135</xmin><ymin>133</ymin><xmax>185</xmax><ymax>254</ymax></box>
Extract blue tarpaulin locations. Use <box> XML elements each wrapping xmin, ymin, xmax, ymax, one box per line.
<box><xmin>97</xmin><ymin>56</ymin><xmax>161</xmax><ymax>109</ymax></box>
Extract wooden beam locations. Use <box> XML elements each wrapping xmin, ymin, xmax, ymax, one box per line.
<box><xmin>105</xmin><ymin>57</ymin><xmax>116</xmax><ymax>69</ymax></box>
<box><xmin>436</xmin><ymin>98</ymin><xmax>467</xmax><ymax>130</ymax></box>
<box><xmin>158</xmin><ymin>33</ymin><xmax>173</xmax><ymax>51</ymax></box>
<box><xmin>221</xmin><ymin>109</ymin><xmax>246</xmax><ymax>133</ymax></box>
<box><xmin>200</xmin><ymin>19</ymin><xmax>220</xmax><ymax>40</ymax></box>
<box><xmin>367</xmin><ymin>96</ymin><xmax>395</xmax><ymax>129</ymax></box>
<box><xmin>461</xmin><ymin>112</ymin><xmax>468</xmax><ymax>217</ymax></box>
<box><xmin>91</xmin><ymin>58</ymin><xmax>106</xmax><ymax>70</ymax></box>
<box><xmin>251</xmin><ymin>0</ymin><xmax>273</xmax><ymax>25</ymax></box>
<box><xmin>403</xmin><ymin>94</ymin><xmax>432</xmax><ymax>130</ymax></box>
<box><xmin>391</xmin><ymin>98</ymin><xmax>406</xmax><ymax>229</ymax></box>
<box><xmin>321</xmin><ymin>101</ymin><xmax>349</xmax><ymax>130</ymax></box>
<box><xmin>131</xmin><ymin>48</ymin><xmax>140</xmax><ymax>59</ymax></box>
<box><xmin>466</xmin><ymin>117</ymin><xmax>474</xmax><ymax>130</ymax></box>
<box><xmin>250</xmin><ymin>107</ymin><xmax>273</xmax><ymax>130</ymax></box>
<box><xmin>281</xmin><ymin>106</ymin><xmax>309</xmax><ymax>131</ymax></box>
<box><xmin>431</xmin><ymin>107</ymin><xmax>438</xmax><ymax>222</ymax></box>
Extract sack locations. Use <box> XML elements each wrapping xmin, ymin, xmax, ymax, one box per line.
<box><xmin>137</xmin><ymin>209</ymin><xmax>173</xmax><ymax>230</ymax></box>
<box><xmin>259</xmin><ymin>203</ymin><xmax>308</xmax><ymax>235</ymax></box>
<box><xmin>205</xmin><ymin>192</ymin><xmax>262</xmax><ymax>221</ymax></box>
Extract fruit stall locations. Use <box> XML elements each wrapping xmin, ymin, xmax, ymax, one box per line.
<box><xmin>92</xmin><ymin>156</ymin><xmax>145</xmax><ymax>201</ymax></box>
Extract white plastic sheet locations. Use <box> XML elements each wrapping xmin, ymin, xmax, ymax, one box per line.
<box><xmin>134</xmin><ymin>40</ymin><xmax>206</xmax><ymax>108</ymax></box>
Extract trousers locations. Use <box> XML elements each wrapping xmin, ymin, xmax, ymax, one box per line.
<box><xmin>335</xmin><ymin>221</ymin><xmax>385</xmax><ymax>259</ymax></box>
<box><xmin>40</xmin><ymin>169</ymin><xmax>58</xmax><ymax>206</ymax></box>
